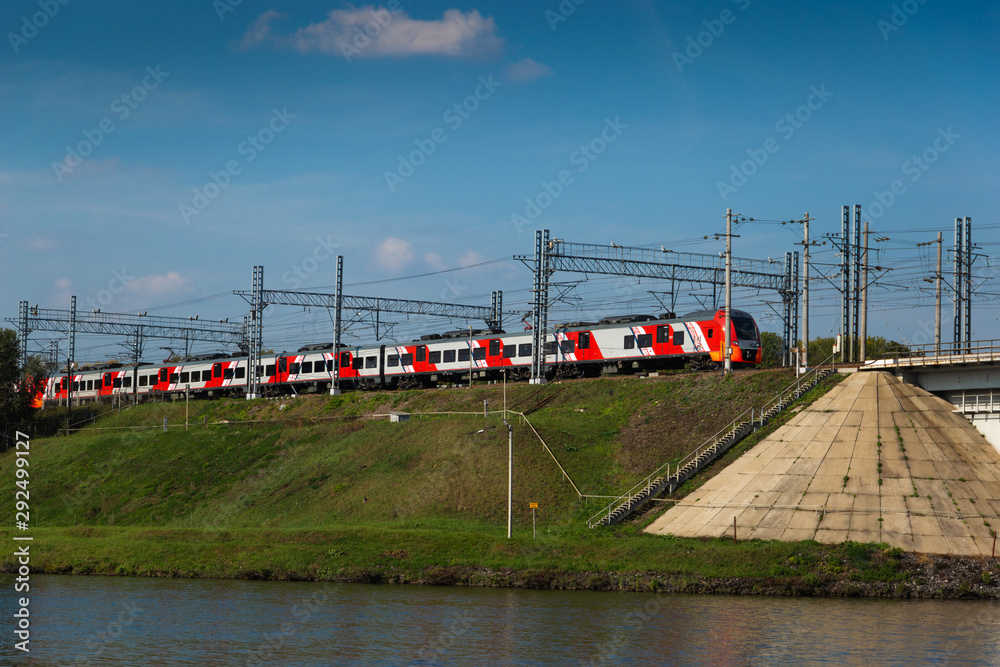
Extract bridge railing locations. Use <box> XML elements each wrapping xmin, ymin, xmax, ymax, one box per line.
<box><xmin>867</xmin><ymin>339</ymin><xmax>1000</xmax><ymax>368</ymax></box>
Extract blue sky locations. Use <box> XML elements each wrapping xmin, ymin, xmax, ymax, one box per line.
<box><xmin>1</xmin><ymin>0</ymin><xmax>998</xmax><ymax>360</ymax></box>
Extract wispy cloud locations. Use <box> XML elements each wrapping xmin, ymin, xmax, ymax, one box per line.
<box><xmin>503</xmin><ymin>57</ymin><xmax>553</xmax><ymax>84</ymax></box>
<box><xmin>374</xmin><ymin>236</ymin><xmax>414</xmax><ymax>271</ymax></box>
<box><xmin>240</xmin><ymin>6</ymin><xmax>503</xmax><ymax>59</ymax></box>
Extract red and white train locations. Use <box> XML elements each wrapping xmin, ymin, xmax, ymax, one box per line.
<box><xmin>42</xmin><ymin>308</ymin><xmax>761</xmax><ymax>403</ymax></box>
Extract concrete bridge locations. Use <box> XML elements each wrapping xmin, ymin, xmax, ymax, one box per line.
<box><xmin>864</xmin><ymin>340</ymin><xmax>1000</xmax><ymax>450</ymax></box>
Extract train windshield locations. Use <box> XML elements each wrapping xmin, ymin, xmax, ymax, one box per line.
<box><xmin>733</xmin><ymin>316</ymin><xmax>758</xmax><ymax>341</ymax></box>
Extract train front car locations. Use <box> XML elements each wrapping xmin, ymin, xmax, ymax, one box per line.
<box><xmin>722</xmin><ymin>309</ymin><xmax>762</xmax><ymax>366</ymax></box>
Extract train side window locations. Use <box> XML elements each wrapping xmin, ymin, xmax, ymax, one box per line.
<box><xmin>265</xmin><ymin>364</ymin><xmax>276</xmax><ymax>376</ymax></box>
<box><xmin>288</xmin><ymin>363</ymin><xmax>300</xmax><ymax>374</ymax></box>
<box><xmin>560</xmin><ymin>340</ymin><xmax>575</xmax><ymax>354</ymax></box>
<box><xmin>488</xmin><ymin>339</ymin><xmax>500</xmax><ymax>356</ymax></box>
<box><xmin>707</xmin><ymin>329</ymin><xmax>714</xmax><ymax>338</ymax></box>
<box><xmin>444</xmin><ymin>349</ymin><xmax>456</xmax><ymax>363</ymax></box>
<box><xmin>169</xmin><ymin>373</ymin><xmax>178</xmax><ymax>384</ymax></box>
<box><xmin>112</xmin><ymin>377</ymin><xmax>121</xmax><ymax>388</ymax></box>
<box><xmin>578</xmin><ymin>331</ymin><xmax>590</xmax><ymax>350</ymax></box>
<box><xmin>473</xmin><ymin>348</ymin><xmax>486</xmax><ymax>361</ymax></box>
<box><xmin>224</xmin><ymin>368</ymin><xmax>234</xmax><ymax>380</ymax></box>
<box><xmin>122</xmin><ymin>377</ymin><xmax>130</xmax><ymax>388</ymax></box>
<box><xmin>543</xmin><ymin>342</ymin><xmax>558</xmax><ymax>355</ymax></box>
<box><xmin>416</xmin><ymin>346</ymin><xmax>427</xmax><ymax>362</ymax></box>
<box><xmin>458</xmin><ymin>349</ymin><xmax>470</xmax><ymax>362</ymax></box>
<box><xmin>519</xmin><ymin>343</ymin><xmax>532</xmax><ymax>357</ymax></box>
<box><xmin>147</xmin><ymin>375</ymin><xmax>157</xmax><ymax>386</ymax></box>
<box><xmin>72</xmin><ymin>381</ymin><xmax>81</xmax><ymax>391</ymax></box>
<box><xmin>235</xmin><ymin>367</ymin><xmax>245</xmax><ymax>379</ymax></box>
<box><xmin>325</xmin><ymin>360</ymin><xmax>333</xmax><ymax>372</ymax></box>
<box><xmin>256</xmin><ymin>365</ymin><xmax>264</xmax><ymax>377</ymax></box>
<box><xmin>387</xmin><ymin>355</ymin><xmax>399</xmax><ymax>367</ymax></box>
<box><xmin>656</xmin><ymin>326</ymin><xmax>668</xmax><ymax>344</ymax></box>
<box><xmin>624</xmin><ymin>336</ymin><xmax>635</xmax><ymax>350</ymax></box>
<box><xmin>401</xmin><ymin>353</ymin><xmax>414</xmax><ymax>366</ymax></box>
<box><xmin>88</xmin><ymin>380</ymin><xmax>96</xmax><ymax>390</ymax></box>
<box><xmin>503</xmin><ymin>346</ymin><xmax>516</xmax><ymax>359</ymax></box>
<box><xmin>340</xmin><ymin>352</ymin><xmax>350</xmax><ymax>368</ymax></box>
<box><xmin>203</xmin><ymin>370</ymin><xmax>213</xmax><ymax>381</ymax></box>
<box><xmin>352</xmin><ymin>357</ymin><xmax>363</xmax><ymax>370</ymax></box>
<box><xmin>637</xmin><ymin>334</ymin><xmax>653</xmax><ymax>348</ymax></box>
<box><xmin>365</xmin><ymin>357</ymin><xmax>377</xmax><ymax>369</ymax></box>
<box><xmin>301</xmin><ymin>361</ymin><xmax>312</xmax><ymax>374</ymax></box>
<box><xmin>428</xmin><ymin>350</ymin><xmax>441</xmax><ymax>364</ymax></box>
<box><xmin>180</xmin><ymin>372</ymin><xmax>190</xmax><ymax>383</ymax></box>
<box><xmin>277</xmin><ymin>358</ymin><xmax>287</xmax><ymax>374</ymax></box>
<box><xmin>159</xmin><ymin>368</ymin><xmax>168</xmax><ymax>383</ymax></box>
<box><xmin>673</xmin><ymin>330</ymin><xmax>684</xmax><ymax>346</ymax></box>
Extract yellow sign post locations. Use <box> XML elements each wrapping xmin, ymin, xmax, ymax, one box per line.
<box><xmin>529</xmin><ymin>503</ymin><xmax>538</xmax><ymax>538</ymax></box>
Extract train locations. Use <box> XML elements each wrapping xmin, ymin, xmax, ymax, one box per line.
<box><xmin>41</xmin><ymin>308</ymin><xmax>761</xmax><ymax>404</ymax></box>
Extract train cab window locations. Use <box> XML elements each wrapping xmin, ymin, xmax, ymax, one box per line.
<box><xmin>387</xmin><ymin>355</ymin><xmax>400</xmax><ymax>367</ymax></box>
<box><xmin>560</xmin><ymin>340</ymin><xmax>575</xmax><ymax>354</ymax></box>
<box><xmin>473</xmin><ymin>348</ymin><xmax>486</xmax><ymax>361</ymax></box>
<box><xmin>503</xmin><ymin>346</ymin><xmax>516</xmax><ymax>359</ymax></box>
<box><xmin>624</xmin><ymin>336</ymin><xmax>635</xmax><ymax>350</ymax></box>
<box><xmin>416</xmin><ymin>346</ymin><xmax>426</xmax><ymax>363</ymax></box>
<box><xmin>578</xmin><ymin>331</ymin><xmax>590</xmax><ymax>350</ymax></box>
<box><xmin>288</xmin><ymin>363</ymin><xmax>300</xmax><ymax>375</ymax></box>
<box><xmin>637</xmin><ymin>334</ymin><xmax>653</xmax><ymax>348</ymax></box>
<box><xmin>401</xmin><ymin>353</ymin><xmax>414</xmax><ymax>366</ymax></box>
<box><xmin>443</xmin><ymin>349</ymin><xmax>457</xmax><ymax>363</ymax></box>
<box><xmin>365</xmin><ymin>357</ymin><xmax>377</xmax><ymax>369</ymax></box>
<box><xmin>235</xmin><ymin>367</ymin><xmax>245</xmax><ymax>379</ymax></box>
<box><xmin>114</xmin><ymin>377</ymin><xmax>123</xmax><ymax>388</ymax></box>
<box><xmin>352</xmin><ymin>357</ymin><xmax>363</xmax><ymax>370</ymax></box>
<box><xmin>458</xmin><ymin>349</ymin><xmax>470</xmax><ymax>362</ymax></box>
<box><xmin>340</xmin><ymin>352</ymin><xmax>350</xmax><ymax>368</ymax></box>
<box><xmin>277</xmin><ymin>359</ymin><xmax>287</xmax><ymax>374</ymax></box>
<box><xmin>122</xmin><ymin>377</ymin><xmax>130</xmax><ymax>388</ymax></box>
<box><xmin>180</xmin><ymin>372</ymin><xmax>190</xmax><ymax>383</ymax></box>
<box><xmin>519</xmin><ymin>343</ymin><xmax>532</xmax><ymax>357</ymax></box>
<box><xmin>543</xmin><ymin>342</ymin><xmax>558</xmax><ymax>356</ymax></box>
<box><xmin>488</xmin><ymin>339</ymin><xmax>500</xmax><ymax>357</ymax></box>
<box><xmin>673</xmin><ymin>330</ymin><xmax>685</xmax><ymax>346</ymax></box>
<box><xmin>169</xmin><ymin>373</ymin><xmax>179</xmax><ymax>384</ymax></box>
<box><xmin>224</xmin><ymin>368</ymin><xmax>234</xmax><ymax>380</ymax></box>
<box><xmin>656</xmin><ymin>326</ymin><xmax>668</xmax><ymax>344</ymax></box>
<box><xmin>265</xmin><ymin>364</ymin><xmax>276</xmax><ymax>376</ymax></box>
<box><xmin>159</xmin><ymin>368</ymin><xmax>169</xmax><ymax>383</ymax></box>
<box><xmin>428</xmin><ymin>350</ymin><xmax>441</xmax><ymax>364</ymax></box>
<box><xmin>707</xmin><ymin>329</ymin><xmax>714</xmax><ymax>339</ymax></box>
<box><xmin>301</xmin><ymin>362</ymin><xmax>312</xmax><ymax>374</ymax></box>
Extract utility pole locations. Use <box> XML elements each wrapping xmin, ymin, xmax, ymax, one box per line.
<box><xmin>964</xmin><ymin>217</ymin><xmax>972</xmax><ymax>350</ymax></box>
<box><xmin>841</xmin><ymin>206</ymin><xmax>851</xmax><ymax>364</ymax></box>
<box><xmin>802</xmin><ymin>213</ymin><xmax>811</xmax><ymax>371</ymax></box>
<box><xmin>935</xmin><ymin>231</ymin><xmax>942</xmax><ymax>354</ymax></box>
<box><xmin>507</xmin><ymin>422</ymin><xmax>513</xmax><ymax>539</ymax></box>
<box><xmin>330</xmin><ymin>256</ymin><xmax>343</xmax><ymax>396</ymax></box>
<box><xmin>859</xmin><ymin>222</ymin><xmax>868</xmax><ymax>363</ymax></box>
<box><xmin>954</xmin><ymin>218</ymin><xmax>963</xmax><ymax>352</ymax></box>
<box><xmin>853</xmin><ymin>205</ymin><xmax>861</xmax><ymax>362</ymax></box>
<box><xmin>724</xmin><ymin>208</ymin><xmax>732</xmax><ymax>374</ymax></box>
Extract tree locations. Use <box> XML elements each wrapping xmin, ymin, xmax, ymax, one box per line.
<box><xmin>0</xmin><ymin>328</ymin><xmax>46</xmax><ymax>447</ymax></box>
<box><xmin>760</xmin><ymin>331</ymin><xmax>785</xmax><ymax>367</ymax></box>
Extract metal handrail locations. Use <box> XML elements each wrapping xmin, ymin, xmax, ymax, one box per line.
<box><xmin>867</xmin><ymin>339</ymin><xmax>1000</xmax><ymax>368</ymax></box>
<box><xmin>586</xmin><ymin>357</ymin><xmax>836</xmax><ymax>528</ymax></box>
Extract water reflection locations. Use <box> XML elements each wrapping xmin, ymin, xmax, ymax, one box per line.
<box><xmin>1</xmin><ymin>574</ymin><xmax>998</xmax><ymax>666</ymax></box>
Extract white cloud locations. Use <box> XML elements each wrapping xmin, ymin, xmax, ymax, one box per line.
<box><xmin>458</xmin><ymin>248</ymin><xmax>485</xmax><ymax>267</ymax></box>
<box><xmin>236</xmin><ymin>10</ymin><xmax>287</xmax><ymax>51</ymax></box>
<box><xmin>503</xmin><ymin>57</ymin><xmax>553</xmax><ymax>84</ymax></box>
<box><xmin>54</xmin><ymin>277</ymin><xmax>71</xmax><ymax>290</ymax></box>
<box><xmin>242</xmin><ymin>6</ymin><xmax>503</xmax><ymax>59</ymax></box>
<box><xmin>374</xmin><ymin>237</ymin><xmax>414</xmax><ymax>271</ymax></box>
<box><xmin>424</xmin><ymin>251</ymin><xmax>446</xmax><ymax>270</ymax></box>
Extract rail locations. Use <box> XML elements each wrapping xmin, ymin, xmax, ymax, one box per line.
<box><xmin>586</xmin><ymin>355</ymin><xmax>837</xmax><ymax>528</ymax></box>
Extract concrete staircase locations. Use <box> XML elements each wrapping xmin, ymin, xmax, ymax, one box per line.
<box><xmin>588</xmin><ymin>366</ymin><xmax>835</xmax><ymax>528</ymax></box>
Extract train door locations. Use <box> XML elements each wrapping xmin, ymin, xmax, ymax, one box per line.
<box><xmin>379</xmin><ymin>345</ymin><xmax>386</xmax><ymax>386</ymax></box>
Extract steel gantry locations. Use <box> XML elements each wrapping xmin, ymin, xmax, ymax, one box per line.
<box><xmin>235</xmin><ymin>258</ymin><xmax>515</xmax><ymax>398</ymax></box>
<box><xmin>515</xmin><ymin>228</ymin><xmax>799</xmax><ymax>383</ymax></box>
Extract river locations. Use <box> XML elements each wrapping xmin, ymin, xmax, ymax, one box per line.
<box><xmin>3</xmin><ymin>574</ymin><xmax>999</xmax><ymax>665</ymax></box>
